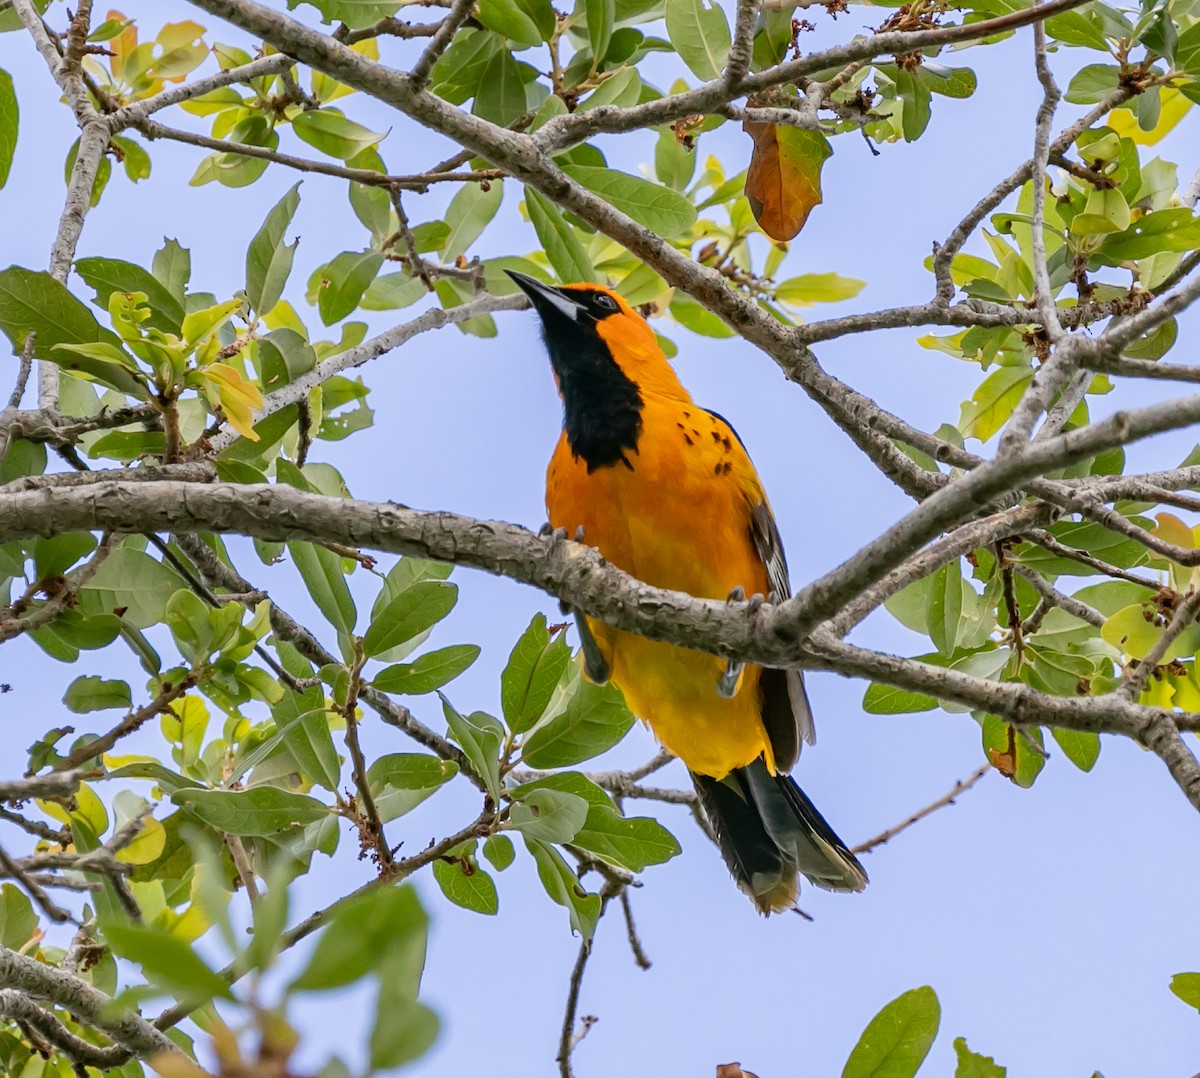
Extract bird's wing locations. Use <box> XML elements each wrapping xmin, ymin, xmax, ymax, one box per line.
<box><xmin>706</xmin><ymin>409</ymin><xmax>816</xmax><ymax>770</ymax></box>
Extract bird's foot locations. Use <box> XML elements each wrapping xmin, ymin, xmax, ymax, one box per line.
<box><xmin>718</xmin><ymin>587</ymin><xmax>748</xmax><ymax>697</ymax></box>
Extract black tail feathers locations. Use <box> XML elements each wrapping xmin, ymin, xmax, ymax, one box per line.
<box><xmin>693</xmin><ymin>757</ymin><xmax>867</xmax><ymax>914</ymax></box>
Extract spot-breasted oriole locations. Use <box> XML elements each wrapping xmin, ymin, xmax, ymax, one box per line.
<box><xmin>509</xmin><ymin>271</ymin><xmax>867</xmax><ymax>913</ymax></box>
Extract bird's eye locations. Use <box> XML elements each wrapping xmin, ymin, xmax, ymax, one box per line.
<box><xmin>594</xmin><ymin>293</ymin><xmax>618</xmax><ymax>311</ymax></box>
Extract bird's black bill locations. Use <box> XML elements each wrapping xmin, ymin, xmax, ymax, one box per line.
<box><xmin>506</xmin><ymin>270</ymin><xmax>584</xmax><ymax>323</ymax></box>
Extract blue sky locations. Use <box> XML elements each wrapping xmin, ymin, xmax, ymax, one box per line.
<box><xmin>4</xmin><ymin>2</ymin><xmax>1200</xmax><ymax>1074</ymax></box>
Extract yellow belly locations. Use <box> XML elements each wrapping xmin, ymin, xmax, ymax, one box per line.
<box><xmin>547</xmin><ymin>397</ymin><xmax>776</xmax><ymax>778</ymax></box>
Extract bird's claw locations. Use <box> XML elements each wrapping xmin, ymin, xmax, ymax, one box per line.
<box><xmin>717</xmin><ymin>659</ymin><xmax>743</xmax><ymax>699</ymax></box>
<box><xmin>574</xmin><ymin>610</ymin><xmax>610</xmax><ymax>684</ymax></box>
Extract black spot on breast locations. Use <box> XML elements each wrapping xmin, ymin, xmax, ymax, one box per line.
<box><xmin>711</xmin><ymin>431</ymin><xmax>721</xmax><ymax>443</ymax></box>
<box><xmin>722</xmin><ymin>436</ymin><xmax>732</xmax><ymax>451</ymax></box>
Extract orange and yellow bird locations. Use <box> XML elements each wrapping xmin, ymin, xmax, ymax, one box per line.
<box><xmin>509</xmin><ymin>271</ymin><xmax>867</xmax><ymax>913</ymax></box>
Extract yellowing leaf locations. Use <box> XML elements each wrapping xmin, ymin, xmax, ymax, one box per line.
<box><xmin>151</xmin><ymin>21</ymin><xmax>208</xmax><ymax>82</ymax></box>
<box><xmin>1152</xmin><ymin>512</ymin><xmax>1194</xmax><ymax>550</ymax></box>
<box><xmin>183</xmin><ymin>298</ymin><xmax>241</xmax><ymax>348</ymax></box>
<box><xmin>1108</xmin><ymin>87</ymin><xmax>1192</xmax><ymax>145</ymax></box>
<box><xmin>203</xmin><ymin>362</ymin><xmax>263</xmax><ymax>441</ymax></box>
<box><xmin>39</xmin><ymin>781</ymin><xmax>109</xmax><ymax>836</ymax></box>
<box><xmin>1101</xmin><ymin>603</ymin><xmax>1163</xmax><ymax>660</ymax></box>
<box><xmin>108</xmin><ymin>9</ymin><xmax>139</xmax><ymax>82</ymax></box>
<box><xmin>743</xmin><ymin>121</ymin><xmax>831</xmax><ymax>242</ymax></box>
<box><xmin>115</xmin><ymin>814</ymin><xmax>166</xmax><ymax>865</ymax></box>
<box><xmin>1143</xmin><ymin>673</ymin><xmax>1175</xmax><ymax>708</ymax></box>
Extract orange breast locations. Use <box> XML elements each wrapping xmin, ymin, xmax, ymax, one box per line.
<box><xmin>546</xmin><ymin>395</ymin><xmax>777</xmax><ymax>777</ymax></box>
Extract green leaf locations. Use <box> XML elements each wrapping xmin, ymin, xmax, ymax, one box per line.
<box><xmin>74</xmin><ymin>257</ymin><xmax>184</xmax><ymax>334</ymax></box>
<box><xmin>63</xmin><ymin>675</ymin><xmax>131</xmax><ymax>713</ymax></box>
<box><xmin>578</xmin><ymin>66</ymin><xmax>641</xmax><ymax>110</ymax></box>
<box><xmin>586</xmin><ymin>0</ymin><xmax>615</xmax><ymax>64</ymax></box>
<box><xmin>31</xmin><ymin>610</ymin><xmax>122</xmax><ymax>663</ymax></box>
<box><xmin>430</xmin><ymin>29</ymin><xmax>503</xmax><ymax>104</ymax></box>
<box><xmin>776</xmin><ymin>273</ymin><xmax>865</xmax><ymax>305</ymax></box>
<box><xmin>0</xmin><ymin>266</ymin><xmax>145</xmax><ymax>396</ymax></box>
<box><xmin>927</xmin><ymin>560</ymin><xmax>964</xmax><ymax>655</ymax></box>
<box><xmin>172</xmin><ymin>787</ymin><xmax>329</xmax><ymax>836</ymax></box>
<box><xmin>896</xmin><ymin>68</ymin><xmax>932</xmax><ymax>142</ymax></box>
<box><xmin>363</xmin><ymin>580</ymin><xmax>457</xmax><ymax>658</ymax></box>
<box><xmin>372</xmin><ymin>644</ymin><xmax>480</xmax><ymax>694</ymax></box>
<box><xmin>501</xmin><ymin>614</ymin><xmax>571</xmax><ymax>732</ymax></box>
<box><xmin>522</xmin><ymin>675</ymin><xmax>635</xmax><ymax>768</ymax></box>
<box><xmin>842</xmin><ymin>985</ymin><xmax>941</xmax><ymax>1078</ymax></box>
<box><xmin>655</xmin><ymin>126</ymin><xmax>696</xmax><ymax>191</ymax></box>
<box><xmin>525</xmin><ymin>837</ymin><xmax>602</xmax><ymax>939</ymax></box>
<box><xmin>1064</xmin><ymin>64</ymin><xmax>1121</xmax><ymax>104</ymax></box>
<box><xmin>477</xmin><ymin>0</ymin><xmax>543</xmax><ymax>46</ymax></box>
<box><xmin>441</xmin><ymin>695</ymin><xmax>503</xmax><ymax>799</ymax></box>
<box><xmin>953</xmin><ymin>1037</ymin><xmax>1006</xmax><ymax>1078</ymax></box>
<box><xmin>432</xmin><ymin>855</ymin><xmax>499</xmax><ymax>914</ymax></box>
<box><xmin>442</xmin><ymin>181</ymin><xmax>504</xmax><ymax>263</ymax></box>
<box><xmin>101</xmin><ymin>920</ymin><xmax>233</xmax><ymax>1002</ymax></box>
<box><xmin>509</xmin><ymin>787</ymin><xmax>589</xmax><ymax>843</ymax></box>
<box><xmin>920</xmin><ymin>63</ymin><xmax>977</xmax><ymax>99</ymax></box>
<box><xmin>292</xmin><ymin>109</ymin><xmax>385</xmax><ymax>160</ymax></box>
<box><xmin>370</xmin><ymin>960</ymin><xmax>439</xmax><ymax>1069</ymax></box>
<box><xmin>473</xmin><ymin>49</ymin><xmax>527</xmax><ymax>125</ymax></box>
<box><xmin>526</xmin><ymin>189</ymin><xmax>596</xmax><ymax>282</ymax></box>
<box><xmin>665</xmin><ymin>0</ymin><xmax>731</xmax><ymax>81</ymax></box>
<box><xmin>246</xmin><ymin>182</ymin><xmax>301</xmax><ymax>316</ymax></box>
<box><xmin>982</xmin><ymin>715</ymin><xmax>1045</xmax><ymax>788</ymax></box>
<box><xmin>1045</xmin><ymin>9</ymin><xmax>1110</xmax><ymax>50</ymax></box>
<box><xmin>517</xmin><ymin>772</ymin><xmax>680</xmax><ymax>870</ymax></box>
<box><xmin>274</xmin><ymin>688</ymin><xmax>340</xmax><ymax>791</ymax></box>
<box><xmin>113</xmin><ymin>139</ymin><xmax>152</xmax><ymax>191</ymax></box>
<box><xmin>482</xmin><ymin>833</ymin><xmax>515</xmax><ymax>871</ymax></box>
<box><xmin>79</xmin><ymin>547</ymin><xmax>186</xmax><ymax>628</ymax></box>
<box><xmin>561</xmin><ymin>164</ymin><xmax>697</xmax><ymax>236</ymax></box>
<box><xmin>671</xmin><ymin>291</ymin><xmax>736</xmax><ymax>337</ymax></box>
<box><xmin>291</xmin><ymin>883</ymin><xmax>427</xmax><ymax>991</ymax></box>
<box><xmin>0</xmin><ymin>69</ymin><xmax>17</xmax><ymax>190</ymax></box>
<box><xmin>1051</xmin><ymin>727</ymin><xmax>1100</xmax><ymax>772</ymax></box>
<box><xmin>34</xmin><ymin>532</ymin><xmax>97</xmax><ymax>579</ymax></box>
<box><xmin>366</xmin><ymin>753</ymin><xmax>458</xmax><ymax>822</ymax></box>
<box><xmin>189</xmin><ymin>115</ymin><xmax>278</xmax><ymax>188</ymax></box>
<box><xmin>959</xmin><ymin>365</ymin><xmax>1034</xmax><ymax>442</ymax></box>
<box><xmin>863</xmin><ymin>682</ymin><xmax>938</xmax><ymax>715</ymax></box>
<box><xmin>288</xmin><ymin>541</ymin><xmax>357</xmax><ymax>638</ymax></box>
<box><xmin>246</xmin><ymin>867</ymin><xmax>290</xmax><ymax>973</ymax></box>
<box><xmin>310</xmin><ymin>250</ymin><xmax>384</xmax><ymax>326</ymax></box>
<box><xmin>1170</xmin><ymin>972</ymin><xmax>1200</xmax><ymax>1012</ymax></box>
<box><xmin>152</xmin><ymin>237</ymin><xmax>189</xmax><ymax>304</ymax></box>
<box><xmin>0</xmin><ymin>886</ymin><xmax>36</xmax><ymax>950</ymax></box>
<box><xmin>1095</xmin><ymin>208</ymin><xmax>1200</xmax><ymax>262</ymax></box>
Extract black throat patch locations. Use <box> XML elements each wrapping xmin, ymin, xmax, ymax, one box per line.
<box><xmin>545</xmin><ymin>326</ymin><xmax>644</xmax><ymax>473</ymax></box>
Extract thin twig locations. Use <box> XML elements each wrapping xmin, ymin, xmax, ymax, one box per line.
<box><xmin>618</xmin><ymin>890</ymin><xmax>651</xmax><ymax>971</ymax></box>
<box><xmin>851</xmin><ymin>765</ymin><xmax>993</xmax><ymax>855</ymax></box>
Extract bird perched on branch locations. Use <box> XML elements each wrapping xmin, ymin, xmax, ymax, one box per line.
<box><xmin>508</xmin><ymin>271</ymin><xmax>867</xmax><ymax>913</ymax></box>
